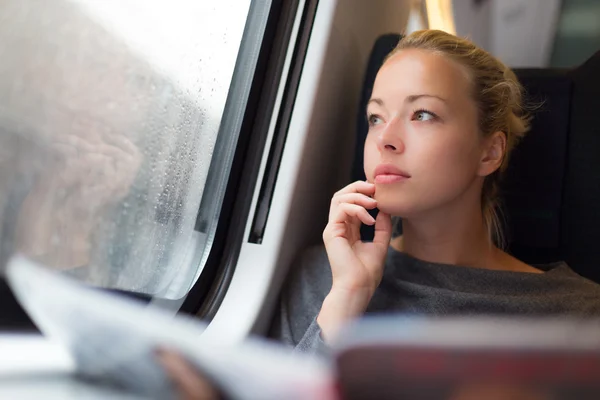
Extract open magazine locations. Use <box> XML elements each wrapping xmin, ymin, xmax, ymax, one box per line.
<box><xmin>7</xmin><ymin>254</ymin><xmax>600</xmax><ymax>400</ymax></box>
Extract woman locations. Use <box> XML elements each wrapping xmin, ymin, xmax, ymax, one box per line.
<box><xmin>162</xmin><ymin>29</ymin><xmax>600</xmax><ymax>397</ymax></box>
<box><xmin>271</xmin><ymin>29</ymin><xmax>600</xmax><ymax>354</ymax></box>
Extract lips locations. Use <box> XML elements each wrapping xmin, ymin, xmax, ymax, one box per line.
<box><xmin>373</xmin><ymin>164</ymin><xmax>410</xmax><ymax>184</ymax></box>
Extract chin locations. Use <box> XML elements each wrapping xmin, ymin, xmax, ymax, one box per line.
<box><xmin>374</xmin><ymin>190</ymin><xmax>417</xmax><ymax>217</ymax></box>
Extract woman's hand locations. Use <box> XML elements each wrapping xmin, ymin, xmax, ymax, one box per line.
<box><xmin>318</xmin><ymin>181</ymin><xmax>392</xmax><ymax>341</ymax></box>
<box><xmin>157</xmin><ymin>349</ymin><xmax>221</xmax><ymax>400</ymax></box>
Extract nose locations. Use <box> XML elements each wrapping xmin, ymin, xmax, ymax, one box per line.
<box><xmin>376</xmin><ymin>117</ymin><xmax>405</xmax><ymax>154</ymax></box>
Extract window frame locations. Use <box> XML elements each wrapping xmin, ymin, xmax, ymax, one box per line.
<box><xmin>179</xmin><ymin>0</ymin><xmax>319</xmax><ymax>318</ymax></box>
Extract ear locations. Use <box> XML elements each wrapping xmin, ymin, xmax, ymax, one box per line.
<box><xmin>478</xmin><ymin>131</ymin><xmax>506</xmax><ymax>177</ymax></box>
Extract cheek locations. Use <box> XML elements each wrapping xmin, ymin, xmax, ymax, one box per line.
<box><xmin>428</xmin><ymin>138</ymin><xmax>476</xmax><ymax>172</ymax></box>
<box><xmin>363</xmin><ymin>137</ymin><xmax>378</xmax><ymax>181</ymax></box>
<box><xmin>417</xmin><ymin>134</ymin><xmax>482</xmax><ymax>199</ymax></box>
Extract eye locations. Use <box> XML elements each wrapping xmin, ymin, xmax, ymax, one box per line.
<box><xmin>368</xmin><ymin>113</ymin><xmax>383</xmax><ymax>127</ymax></box>
<box><xmin>413</xmin><ymin>109</ymin><xmax>438</xmax><ymax>122</ymax></box>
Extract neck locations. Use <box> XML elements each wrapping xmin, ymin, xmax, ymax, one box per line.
<box><xmin>392</xmin><ymin>186</ymin><xmax>496</xmax><ymax>269</ymax></box>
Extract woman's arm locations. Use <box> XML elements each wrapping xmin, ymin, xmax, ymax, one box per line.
<box><xmin>317</xmin><ymin>181</ymin><xmax>392</xmax><ymax>341</ymax></box>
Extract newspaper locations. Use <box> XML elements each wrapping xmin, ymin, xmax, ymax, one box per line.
<box><xmin>5</xmin><ymin>255</ymin><xmax>335</xmax><ymax>400</ymax></box>
<box><xmin>10</xmin><ymin>253</ymin><xmax>600</xmax><ymax>400</ymax></box>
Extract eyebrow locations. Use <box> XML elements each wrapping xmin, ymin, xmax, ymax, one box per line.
<box><xmin>367</xmin><ymin>98</ymin><xmax>384</xmax><ymax>107</ymax></box>
<box><xmin>367</xmin><ymin>94</ymin><xmax>447</xmax><ymax>108</ymax></box>
<box><xmin>406</xmin><ymin>94</ymin><xmax>447</xmax><ymax>103</ymax></box>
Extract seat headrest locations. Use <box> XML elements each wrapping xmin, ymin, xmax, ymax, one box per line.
<box><xmin>560</xmin><ymin>50</ymin><xmax>600</xmax><ymax>282</ymax></box>
<box><xmin>501</xmin><ymin>69</ymin><xmax>571</xmax><ymax>263</ymax></box>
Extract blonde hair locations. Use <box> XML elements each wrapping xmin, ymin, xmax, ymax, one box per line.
<box><xmin>386</xmin><ymin>30</ymin><xmax>531</xmax><ymax>247</ymax></box>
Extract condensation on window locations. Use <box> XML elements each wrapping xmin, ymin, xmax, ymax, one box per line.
<box><xmin>0</xmin><ymin>0</ymin><xmax>251</xmax><ymax>298</ymax></box>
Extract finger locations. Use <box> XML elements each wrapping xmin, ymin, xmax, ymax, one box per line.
<box><xmin>323</xmin><ymin>220</ymin><xmax>361</xmax><ymax>244</ymax></box>
<box><xmin>331</xmin><ymin>203</ymin><xmax>376</xmax><ymax>226</ymax></box>
<box><xmin>332</xmin><ymin>193</ymin><xmax>377</xmax><ymax>209</ymax></box>
<box><xmin>329</xmin><ymin>192</ymin><xmax>377</xmax><ymax>221</ymax></box>
<box><xmin>373</xmin><ymin>211</ymin><xmax>393</xmax><ymax>247</ymax></box>
<box><xmin>333</xmin><ymin>181</ymin><xmax>375</xmax><ymax>197</ymax></box>
<box><xmin>157</xmin><ymin>350</ymin><xmax>219</xmax><ymax>400</ymax></box>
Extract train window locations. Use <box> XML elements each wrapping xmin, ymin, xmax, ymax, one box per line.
<box><xmin>550</xmin><ymin>0</ymin><xmax>600</xmax><ymax>67</ymax></box>
<box><xmin>0</xmin><ymin>0</ymin><xmax>258</xmax><ymax>300</ymax></box>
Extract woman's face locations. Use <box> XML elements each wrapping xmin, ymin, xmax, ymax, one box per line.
<box><xmin>364</xmin><ymin>48</ymin><xmax>488</xmax><ymax>217</ymax></box>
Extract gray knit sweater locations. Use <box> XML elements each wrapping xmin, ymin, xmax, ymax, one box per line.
<box><xmin>270</xmin><ymin>245</ymin><xmax>600</xmax><ymax>355</ymax></box>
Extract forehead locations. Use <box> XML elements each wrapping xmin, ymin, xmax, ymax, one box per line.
<box><xmin>372</xmin><ymin>49</ymin><xmax>472</xmax><ymax>103</ymax></box>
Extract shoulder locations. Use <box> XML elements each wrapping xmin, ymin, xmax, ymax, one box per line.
<box><xmin>544</xmin><ymin>261</ymin><xmax>600</xmax><ymax>289</ymax></box>
<box><xmin>538</xmin><ymin>261</ymin><xmax>600</xmax><ymax>315</ymax></box>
